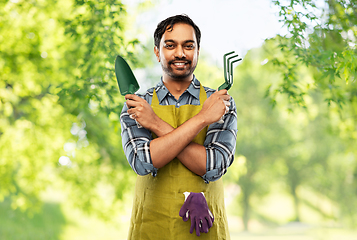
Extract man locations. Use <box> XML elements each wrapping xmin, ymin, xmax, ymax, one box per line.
<box><xmin>120</xmin><ymin>14</ymin><xmax>237</xmax><ymax>239</ymax></box>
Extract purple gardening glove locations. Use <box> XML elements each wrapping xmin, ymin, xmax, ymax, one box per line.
<box><xmin>179</xmin><ymin>192</ymin><xmax>214</xmax><ymax>236</ymax></box>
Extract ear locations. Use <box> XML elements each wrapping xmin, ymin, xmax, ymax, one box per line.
<box><xmin>154</xmin><ymin>46</ymin><xmax>160</xmax><ymax>62</ymax></box>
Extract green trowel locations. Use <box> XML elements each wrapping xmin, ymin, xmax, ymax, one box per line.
<box><xmin>115</xmin><ymin>55</ymin><xmax>140</xmax><ymax>95</ymax></box>
<box><xmin>115</xmin><ymin>55</ymin><xmax>142</xmax><ymax>128</ymax></box>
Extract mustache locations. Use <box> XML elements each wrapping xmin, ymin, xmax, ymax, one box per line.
<box><xmin>168</xmin><ymin>58</ymin><xmax>191</xmax><ymax>65</ymax></box>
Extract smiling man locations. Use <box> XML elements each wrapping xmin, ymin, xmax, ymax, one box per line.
<box><xmin>120</xmin><ymin>14</ymin><xmax>237</xmax><ymax>240</ymax></box>
<box><xmin>155</xmin><ymin>23</ymin><xmax>198</xmax><ymax>85</ymax></box>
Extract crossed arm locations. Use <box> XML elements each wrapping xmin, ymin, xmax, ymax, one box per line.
<box><xmin>123</xmin><ymin>89</ymin><xmax>231</xmax><ymax>176</ymax></box>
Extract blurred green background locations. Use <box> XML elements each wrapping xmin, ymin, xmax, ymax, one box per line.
<box><xmin>1</xmin><ymin>0</ymin><xmax>356</xmax><ymax>239</ymax></box>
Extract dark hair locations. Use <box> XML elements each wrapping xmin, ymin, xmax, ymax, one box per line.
<box><xmin>154</xmin><ymin>14</ymin><xmax>201</xmax><ymax>49</ymax></box>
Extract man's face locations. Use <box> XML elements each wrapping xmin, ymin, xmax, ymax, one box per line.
<box><xmin>154</xmin><ymin>23</ymin><xmax>199</xmax><ymax>82</ymax></box>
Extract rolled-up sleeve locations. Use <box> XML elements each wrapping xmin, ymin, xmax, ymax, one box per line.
<box><xmin>202</xmin><ymin>98</ymin><xmax>238</xmax><ymax>183</ymax></box>
<box><xmin>120</xmin><ymin>103</ymin><xmax>158</xmax><ymax>176</ymax></box>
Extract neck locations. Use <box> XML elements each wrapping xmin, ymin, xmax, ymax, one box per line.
<box><xmin>162</xmin><ymin>75</ymin><xmax>193</xmax><ymax>100</ymax></box>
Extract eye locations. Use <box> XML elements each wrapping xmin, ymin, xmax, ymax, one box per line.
<box><xmin>184</xmin><ymin>44</ymin><xmax>194</xmax><ymax>50</ymax></box>
<box><xmin>164</xmin><ymin>43</ymin><xmax>175</xmax><ymax>49</ymax></box>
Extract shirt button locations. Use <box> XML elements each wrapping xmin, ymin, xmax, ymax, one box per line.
<box><xmin>176</xmin><ymin>103</ymin><xmax>180</xmax><ymax>107</ymax></box>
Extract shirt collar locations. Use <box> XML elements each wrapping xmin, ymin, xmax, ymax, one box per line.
<box><xmin>154</xmin><ymin>75</ymin><xmax>201</xmax><ymax>103</ymax></box>
<box><xmin>187</xmin><ymin>76</ymin><xmax>201</xmax><ymax>99</ymax></box>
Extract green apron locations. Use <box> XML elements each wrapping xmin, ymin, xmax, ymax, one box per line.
<box><xmin>127</xmin><ymin>84</ymin><xmax>230</xmax><ymax>240</ymax></box>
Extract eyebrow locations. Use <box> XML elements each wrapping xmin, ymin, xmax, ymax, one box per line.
<box><xmin>164</xmin><ymin>39</ymin><xmax>195</xmax><ymax>44</ymax></box>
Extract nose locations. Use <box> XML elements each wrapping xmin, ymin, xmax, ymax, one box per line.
<box><xmin>174</xmin><ymin>45</ymin><xmax>186</xmax><ymax>58</ymax></box>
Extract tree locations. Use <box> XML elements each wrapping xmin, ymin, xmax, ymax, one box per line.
<box><xmin>0</xmin><ymin>0</ymin><xmax>145</xmax><ymax>219</ymax></box>
<box><xmin>266</xmin><ymin>0</ymin><xmax>357</xmax><ymax>150</ymax></box>
<box><xmin>225</xmin><ymin>37</ymin><xmax>356</xmax><ymax>229</ymax></box>
<box><xmin>227</xmin><ymin>46</ymin><xmax>291</xmax><ymax>230</ymax></box>
<box><xmin>265</xmin><ymin>0</ymin><xmax>357</xmax><ymax>226</ymax></box>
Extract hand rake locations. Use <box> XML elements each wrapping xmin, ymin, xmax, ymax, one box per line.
<box><xmin>217</xmin><ymin>51</ymin><xmax>242</xmax><ymax>123</ymax></box>
<box><xmin>218</xmin><ymin>51</ymin><xmax>242</xmax><ymax>91</ymax></box>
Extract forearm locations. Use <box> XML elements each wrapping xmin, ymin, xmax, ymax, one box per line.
<box><xmin>176</xmin><ymin>142</ymin><xmax>206</xmax><ymax>176</ymax></box>
<box><xmin>149</xmin><ymin>114</ymin><xmax>207</xmax><ymax>172</ymax></box>
<box><xmin>151</xmin><ymin>117</ymin><xmax>207</xmax><ymax>175</ymax></box>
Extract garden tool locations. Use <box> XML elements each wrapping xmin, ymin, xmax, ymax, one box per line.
<box><xmin>115</xmin><ymin>55</ymin><xmax>140</xmax><ymax>95</ymax></box>
<box><xmin>218</xmin><ymin>51</ymin><xmax>242</xmax><ymax>91</ymax></box>
<box><xmin>217</xmin><ymin>51</ymin><xmax>242</xmax><ymax>124</ymax></box>
<box><xmin>115</xmin><ymin>55</ymin><xmax>141</xmax><ymax>127</ymax></box>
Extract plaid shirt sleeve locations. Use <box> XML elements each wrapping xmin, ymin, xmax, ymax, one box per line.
<box><xmin>120</xmin><ymin>102</ymin><xmax>158</xmax><ymax>176</ymax></box>
<box><xmin>202</xmin><ymin>96</ymin><xmax>238</xmax><ymax>183</ymax></box>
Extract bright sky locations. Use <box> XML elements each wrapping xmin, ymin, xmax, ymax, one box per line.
<box><xmin>126</xmin><ymin>0</ymin><xmax>286</xmax><ymax>65</ymax></box>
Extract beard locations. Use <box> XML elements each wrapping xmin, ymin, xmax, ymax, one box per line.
<box><xmin>161</xmin><ymin>58</ymin><xmax>197</xmax><ymax>80</ymax></box>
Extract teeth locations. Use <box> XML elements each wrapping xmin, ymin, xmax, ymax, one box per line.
<box><xmin>174</xmin><ymin>62</ymin><xmax>185</xmax><ymax>66</ymax></box>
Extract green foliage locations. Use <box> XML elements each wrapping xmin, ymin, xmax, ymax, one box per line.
<box><xmin>234</xmin><ymin>47</ymin><xmax>298</xmax><ymax>229</ymax></box>
<box><xmin>265</xmin><ymin>3</ymin><xmax>357</xmax><ymax>218</ymax></box>
<box><xmin>0</xmin><ymin>198</ymin><xmax>66</xmax><ymax>240</ymax></box>
<box><xmin>226</xmin><ymin>40</ymin><xmax>356</xmax><ymax>229</ymax></box>
<box><xmin>0</xmin><ymin>0</ymin><xmax>75</xmax><ymax>212</ymax></box>
<box><xmin>269</xmin><ymin>0</ymin><xmax>357</xmax><ymax>112</ymax></box>
<box><xmin>2</xmin><ymin>0</ymin><xmax>357</xmax><ymax>232</ymax></box>
<box><xmin>0</xmin><ymin>0</ymin><xmax>143</xmax><ymax>219</ymax></box>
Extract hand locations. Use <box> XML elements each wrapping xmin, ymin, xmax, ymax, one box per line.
<box><xmin>198</xmin><ymin>89</ymin><xmax>231</xmax><ymax>125</ymax></box>
<box><xmin>125</xmin><ymin>94</ymin><xmax>160</xmax><ymax>131</ymax></box>
<box><xmin>217</xmin><ymin>98</ymin><xmax>231</xmax><ymax>124</ymax></box>
<box><xmin>179</xmin><ymin>192</ymin><xmax>214</xmax><ymax>236</ymax></box>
